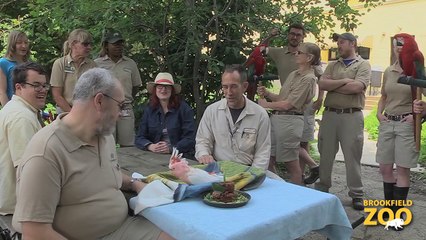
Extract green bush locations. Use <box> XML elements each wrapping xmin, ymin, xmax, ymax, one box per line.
<box><xmin>364</xmin><ymin>108</ymin><xmax>379</xmax><ymax>140</ymax></box>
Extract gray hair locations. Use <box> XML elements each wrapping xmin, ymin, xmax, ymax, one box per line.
<box><xmin>73</xmin><ymin>68</ymin><xmax>117</xmax><ymax>102</ymax></box>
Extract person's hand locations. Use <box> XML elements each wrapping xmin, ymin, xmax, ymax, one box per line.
<box><xmin>148</xmin><ymin>141</ymin><xmax>170</xmax><ymax>154</ymax></box>
<box><xmin>197</xmin><ymin>155</ymin><xmax>215</xmax><ymax>164</ymax></box>
<box><xmin>132</xmin><ymin>180</ymin><xmax>146</xmax><ymax>194</ymax></box>
<box><xmin>401</xmin><ymin>114</ymin><xmax>413</xmax><ymax>123</ymax></box>
<box><xmin>376</xmin><ymin>112</ymin><xmax>389</xmax><ymax>123</ymax></box>
<box><xmin>257</xmin><ymin>84</ymin><xmax>268</xmax><ymax>98</ymax></box>
<box><xmin>257</xmin><ymin>98</ymin><xmax>268</xmax><ymax>108</ymax></box>
<box><xmin>312</xmin><ymin>98</ymin><xmax>323</xmax><ymax>114</ymax></box>
<box><xmin>413</xmin><ymin>99</ymin><xmax>426</xmax><ymax>114</ymax></box>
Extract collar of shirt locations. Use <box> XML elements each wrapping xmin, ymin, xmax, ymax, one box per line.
<box><xmin>218</xmin><ymin>97</ymin><xmax>257</xmax><ymax>116</ymax></box>
<box><xmin>66</xmin><ymin>54</ymin><xmax>90</xmax><ymax>66</ymax></box>
<box><xmin>295</xmin><ymin>68</ymin><xmax>315</xmax><ymax>76</ymax></box>
<box><xmin>150</xmin><ymin>105</ymin><xmax>176</xmax><ymax>115</ymax></box>
<box><xmin>389</xmin><ymin>61</ymin><xmax>403</xmax><ymax>73</ymax></box>
<box><xmin>11</xmin><ymin>95</ymin><xmax>39</xmax><ymax>113</ymax></box>
<box><xmin>54</xmin><ymin>113</ymin><xmax>105</xmax><ymax>152</ymax></box>
<box><xmin>283</xmin><ymin>46</ymin><xmax>294</xmax><ymax>55</ymax></box>
<box><xmin>99</xmin><ymin>55</ymin><xmax>129</xmax><ymax>63</ymax></box>
<box><xmin>337</xmin><ymin>55</ymin><xmax>362</xmax><ymax>66</ymax></box>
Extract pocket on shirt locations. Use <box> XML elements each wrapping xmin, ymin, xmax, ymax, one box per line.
<box><xmin>239</xmin><ymin>128</ymin><xmax>257</xmax><ymax>153</ymax></box>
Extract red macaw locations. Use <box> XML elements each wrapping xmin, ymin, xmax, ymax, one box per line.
<box><xmin>244</xmin><ymin>44</ymin><xmax>267</xmax><ymax>101</ymax></box>
<box><xmin>394</xmin><ymin>33</ymin><xmax>425</xmax><ymax>151</ymax></box>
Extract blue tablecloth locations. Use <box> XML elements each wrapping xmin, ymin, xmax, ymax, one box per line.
<box><xmin>138</xmin><ymin>178</ymin><xmax>352</xmax><ymax>240</ymax></box>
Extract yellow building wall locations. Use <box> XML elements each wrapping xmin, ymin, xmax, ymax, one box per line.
<box><xmin>308</xmin><ymin>0</ymin><xmax>426</xmax><ymax>71</ymax></box>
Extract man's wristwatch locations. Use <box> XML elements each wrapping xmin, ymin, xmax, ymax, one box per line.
<box><xmin>130</xmin><ymin>178</ymin><xmax>141</xmax><ymax>184</ymax></box>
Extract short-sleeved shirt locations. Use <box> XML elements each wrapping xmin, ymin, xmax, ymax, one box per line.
<box><xmin>268</xmin><ymin>47</ymin><xmax>323</xmax><ymax>85</ymax></box>
<box><xmin>0</xmin><ymin>95</ymin><xmax>42</xmax><ymax>215</ymax></box>
<box><xmin>268</xmin><ymin>47</ymin><xmax>298</xmax><ymax>86</ymax></box>
<box><xmin>323</xmin><ymin>55</ymin><xmax>371</xmax><ymax>109</ymax></box>
<box><xmin>95</xmin><ymin>55</ymin><xmax>142</xmax><ymax>102</ymax></box>
<box><xmin>50</xmin><ymin>55</ymin><xmax>97</xmax><ymax>105</ymax></box>
<box><xmin>278</xmin><ymin>69</ymin><xmax>316</xmax><ymax>113</ymax></box>
<box><xmin>382</xmin><ymin>62</ymin><xmax>412</xmax><ymax>115</ymax></box>
<box><xmin>0</xmin><ymin>58</ymin><xmax>17</xmax><ymax>100</ymax></box>
<box><xmin>13</xmin><ymin>113</ymin><xmax>128</xmax><ymax>239</ymax></box>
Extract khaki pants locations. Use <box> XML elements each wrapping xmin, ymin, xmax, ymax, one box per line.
<box><xmin>100</xmin><ymin>216</ymin><xmax>162</xmax><ymax>240</ymax></box>
<box><xmin>376</xmin><ymin>120</ymin><xmax>419</xmax><ymax>168</ymax></box>
<box><xmin>114</xmin><ymin>109</ymin><xmax>136</xmax><ymax>146</ymax></box>
<box><xmin>315</xmin><ymin>110</ymin><xmax>364</xmax><ymax>198</ymax></box>
<box><xmin>270</xmin><ymin>115</ymin><xmax>304</xmax><ymax>162</ymax></box>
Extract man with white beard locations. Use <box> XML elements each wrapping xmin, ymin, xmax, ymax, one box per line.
<box><xmin>13</xmin><ymin>68</ymin><xmax>173</xmax><ymax>240</ymax></box>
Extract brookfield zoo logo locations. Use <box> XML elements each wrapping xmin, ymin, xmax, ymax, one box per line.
<box><xmin>363</xmin><ymin>199</ymin><xmax>413</xmax><ymax>230</ymax></box>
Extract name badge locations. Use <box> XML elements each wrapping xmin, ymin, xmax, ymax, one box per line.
<box><xmin>64</xmin><ymin>65</ymin><xmax>75</xmax><ymax>73</ymax></box>
<box><xmin>243</xmin><ymin>128</ymin><xmax>256</xmax><ymax>134</ymax></box>
<box><xmin>120</xmin><ymin>109</ymin><xmax>131</xmax><ymax>117</ymax></box>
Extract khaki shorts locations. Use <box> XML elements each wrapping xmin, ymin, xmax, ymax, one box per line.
<box><xmin>270</xmin><ymin>115</ymin><xmax>304</xmax><ymax>162</ymax></box>
<box><xmin>376</xmin><ymin>121</ymin><xmax>419</xmax><ymax>168</ymax></box>
<box><xmin>301</xmin><ymin>104</ymin><xmax>315</xmax><ymax>142</ymax></box>
<box><xmin>114</xmin><ymin>109</ymin><xmax>136</xmax><ymax>146</ymax></box>
<box><xmin>100</xmin><ymin>216</ymin><xmax>162</xmax><ymax>240</ymax></box>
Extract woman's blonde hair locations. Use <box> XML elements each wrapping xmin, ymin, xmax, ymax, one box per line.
<box><xmin>300</xmin><ymin>42</ymin><xmax>321</xmax><ymax>66</ymax></box>
<box><xmin>63</xmin><ymin>28</ymin><xmax>92</xmax><ymax>56</ymax></box>
<box><xmin>5</xmin><ymin>30</ymin><xmax>30</xmax><ymax>61</ymax></box>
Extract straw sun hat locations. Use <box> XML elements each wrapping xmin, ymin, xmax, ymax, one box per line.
<box><xmin>146</xmin><ymin>72</ymin><xmax>181</xmax><ymax>94</ymax></box>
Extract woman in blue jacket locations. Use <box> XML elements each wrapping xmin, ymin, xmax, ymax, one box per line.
<box><xmin>135</xmin><ymin>72</ymin><xmax>196</xmax><ymax>157</ymax></box>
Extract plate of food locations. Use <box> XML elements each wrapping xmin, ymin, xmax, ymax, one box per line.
<box><xmin>202</xmin><ymin>182</ymin><xmax>251</xmax><ymax>208</ymax></box>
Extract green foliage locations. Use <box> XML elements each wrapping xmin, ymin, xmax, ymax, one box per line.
<box><xmin>1</xmin><ymin>0</ymin><xmax>383</xmax><ymax>123</ymax></box>
<box><xmin>364</xmin><ymin>108</ymin><xmax>379</xmax><ymax>140</ymax></box>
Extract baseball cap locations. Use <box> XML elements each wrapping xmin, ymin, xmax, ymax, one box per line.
<box><xmin>332</xmin><ymin>32</ymin><xmax>357</xmax><ymax>43</ymax></box>
<box><xmin>103</xmin><ymin>30</ymin><xmax>124</xmax><ymax>43</ymax></box>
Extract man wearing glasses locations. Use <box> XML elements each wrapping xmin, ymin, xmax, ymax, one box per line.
<box><xmin>0</xmin><ymin>62</ymin><xmax>48</xmax><ymax>215</ymax></box>
<box><xmin>260</xmin><ymin>23</ymin><xmax>323</xmax><ymax>184</ymax></box>
<box><xmin>12</xmin><ymin>68</ymin><xmax>173</xmax><ymax>240</ymax></box>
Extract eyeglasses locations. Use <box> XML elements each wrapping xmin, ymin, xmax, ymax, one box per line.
<box><xmin>295</xmin><ymin>50</ymin><xmax>307</xmax><ymax>55</ymax></box>
<box><xmin>81</xmin><ymin>41</ymin><xmax>92</xmax><ymax>47</ymax></box>
<box><xmin>102</xmin><ymin>93</ymin><xmax>130</xmax><ymax>111</ymax></box>
<box><xmin>156</xmin><ymin>85</ymin><xmax>172</xmax><ymax>90</ymax></box>
<box><xmin>22</xmin><ymin>82</ymin><xmax>51</xmax><ymax>91</ymax></box>
<box><xmin>289</xmin><ymin>32</ymin><xmax>304</xmax><ymax>38</ymax></box>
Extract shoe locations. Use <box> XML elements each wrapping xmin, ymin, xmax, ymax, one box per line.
<box><xmin>352</xmin><ymin>198</ymin><xmax>364</xmax><ymax>210</ymax></box>
<box><xmin>304</xmin><ymin>166</ymin><xmax>319</xmax><ymax>184</ymax></box>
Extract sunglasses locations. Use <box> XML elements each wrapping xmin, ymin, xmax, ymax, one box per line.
<box><xmin>81</xmin><ymin>41</ymin><xmax>93</xmax><ymax>47</ymax></box>
<box><xmin>156</xmin><ymin>85</ymin><xmax>172</xmax><ymax>90</ymax></box>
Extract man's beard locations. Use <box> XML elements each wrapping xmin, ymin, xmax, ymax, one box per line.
<box><xmin>289</xmin><ymin>40</ymin><xmax>300</xmax><ymax>48</ymax></box>
<box><xmin>96</xmin><ymin>115</ymin><xmax>116</xmax><ymax>136</ymax></box>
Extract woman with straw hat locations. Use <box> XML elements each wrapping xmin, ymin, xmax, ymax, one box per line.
<box><xmin>135</xmin><ymin>72</ymin><xmax>196</xmax><ymax>157</ymax></box>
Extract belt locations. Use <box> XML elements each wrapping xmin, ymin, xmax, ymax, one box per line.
<box><xmin>273</xmin><ymin>111</ymin><xmax>303</xmax><ymax>116</ymax></box>
<box><xmin>384</xmin><ymin>113</ymin><xmax>411</xmax><ymax>121</ymax></box>
<box><xmin>324</xmin><ymin>107</ymin><xmax>362</xmax><ymax>114</ymax></box>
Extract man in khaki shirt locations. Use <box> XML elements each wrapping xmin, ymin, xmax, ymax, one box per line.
<box><xmin>261</xmin><ymin>23</ymin><xmax>323</xmax><ymax>182</ymax></box>
<box><xmin>0</xmin><ymin>62</ymin><xmax>47</xmax><ymax>215</ymax></box>
<box><xmin>13</xmin><ymin>68</ymin><xmax>173</xmax><ymax>240</ymax></box>
<box><xmin>315</xmin><ymin>33</ymin><xmax>371</xmax><ymax>210</ymax></box>
<box><xmin>195</xmin><ymin>64</ymin><xmax>271</xmax><ymax>170</ymax></box>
